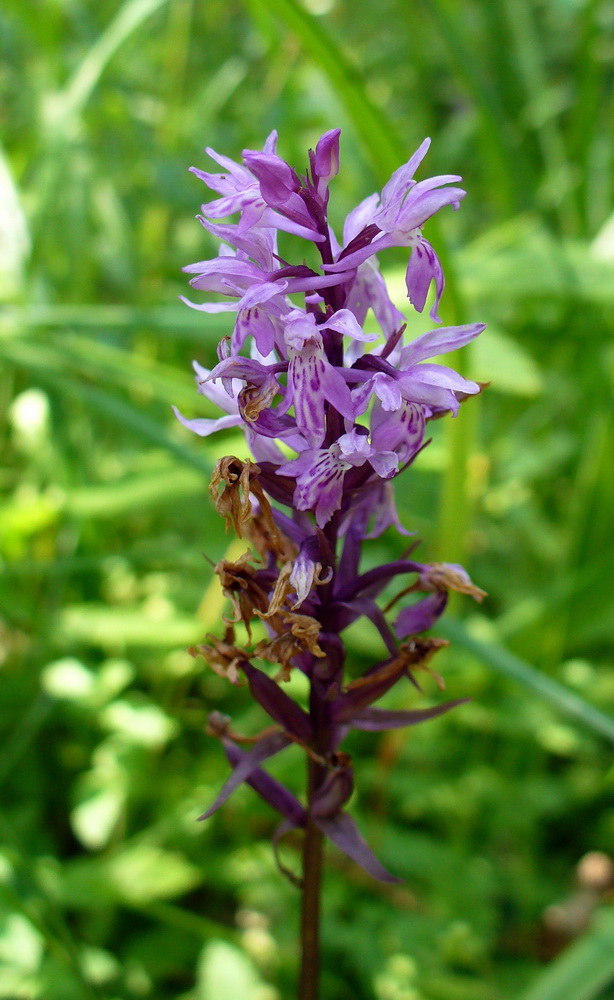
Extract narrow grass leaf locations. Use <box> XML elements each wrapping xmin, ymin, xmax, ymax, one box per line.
<box><xmin>440</xmin><ymin>618</ymin><xmax>614</xmax><ymax>743</ymax></box>
<box><xmin>245</xmin><ymin>0</ymin><xmax>404</xmax><ymax>182</ymax></box>
<box><xmin>514</xmin><ymin>909</ymin><xmax>614</xmax><ymax>1000</ymax></box>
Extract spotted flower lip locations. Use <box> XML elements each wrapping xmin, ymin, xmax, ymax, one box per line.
<box><xmin>177</xmin><ymin>130</ymin><xmax>487</xmax><ymax>884</ymax></box>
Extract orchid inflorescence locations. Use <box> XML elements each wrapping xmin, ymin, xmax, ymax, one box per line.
<box><xmin>175</xmin><ymin>129</ymin><xmax>486</xmax><ymax>883</ymax></box>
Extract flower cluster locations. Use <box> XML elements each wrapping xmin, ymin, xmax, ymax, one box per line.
<box><xmin>176</xmin><ymin>130</ymin><xmax>486</xmax><ymax>881</ymax></box>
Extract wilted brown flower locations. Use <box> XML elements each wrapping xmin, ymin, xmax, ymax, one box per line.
<box><xmin>255</xmin><ymin>610</ymin><xmax>325</xmax><ymax>682</ymax></box>
<box><xmin>189</xmin><ymin>627</ymin><xmax>248</xmax><ymax>685</ymax></box>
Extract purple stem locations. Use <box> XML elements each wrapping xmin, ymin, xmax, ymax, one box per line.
<box><xmin>299</xmin><ymin>755</ymin><xmax>326</xmax><ymax>1000</ymax></box>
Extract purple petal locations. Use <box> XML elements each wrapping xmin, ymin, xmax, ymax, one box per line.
<box><xmin>404</xmin><ymin>363</ymin><xmax>479</xmax><ymax>394</ymax></box>
<box><xmin>395</xmin><ymin>374</ymin><xmax>459</xmax><ymax>412</ymax></box>
<box><xmin>223</xmin><ymin>739</ymin><xmax>307</xmax><ymax>826</ymax></box>
<box><xmin>196</xmin><ymin>220</ymin><xmax>278</xmax><ymax>270</ymax></box>
<box><xmin>400</xmin><ymin>322</ymin><xmax>486</xmax><ymax>366</ymax></box>
<box><xmin>278</xmin><ymin>448</ymin><xmax>348</xmax><ymax>528</ymax></box>
<box><xmin>351</xmin><ymin>699</ymin><xmax>469</xmax><ymax>731</ymax></box>
<box><xmin>397</xmin><ymin>182</ymin><xmax>466</xmax><ymax>234</ymax></box>
<box><xmin>364</xmin><ymin>481</ymin><xmax>412</xmax><ymax>539</ymax></box>
<box><xmin>375</xmin><ymin>138</ymin><xmax>432</xmax><ymax>230</ymax></box>
<box><xmin>315</xmin><ymin>812</ymin><xmax>402</xmax><ymax>883</ymax></box>
<box><xmin>323</xmin><ymin>308</ymin><xmax>378</xmax><ymax>343</ymax></box>
<box><xmin>289</xmin><ymin>537</ymin><xmax>331</xmax><ymax>609</ymax></box>
<box><xmin>368</xmin><ymin>450</ymin><xmax>399</xmax><ymax>479</ymax></box>
<box><xmin>312</xmin><ymin>767</ymin><xmax>354</xmax><ymax>818</ymax></box>
<box><xmin>180</xmin><ymin>295</ymin><xmax>238</xmax><ymax>314</ymax></box>
<box><xmin>207</xmin><ymin>356</ymin><xmax>276</xmax><ymax>386</ymax></box>
<box><xmin>371</xmin><ymin>401</ymin><xmax>425</xmax><ymax>466</ymax></box>
<box><xmin>343</xmin><ymin>193</ymin><xmax>381</xmax><ymax>243</ymax></box>
<box><xmin>344</xmin><ymin>260</ymin><xmax>406</xmax><ymax>345</ymax></box>
<box><xmin>172</xmin><ymin>405</ymin><xmax>242</xmax><ymax>437</ymax></box>
<box><xmin>320</xmin><ymin>366</ymin><xmax>355</xmax><ymax>420</ymax></box>
<box><xmin>405</xmin><ymin>238</ymin><xmax>444</xmax><ymax>322</ymax></box>
<box><xmin>395</xmin><ymin>592</ymin><xmax>448</xmax><ymax>638</ymax></box>
<box><xmin>198</xmin><ymin>732</ymin><xmax>291</xmax><ymax>820</ymax></box>
<box><xmin>323</xmin><ymin>232</ymin><xmax>396</xmax><ymax>274</ymax></box>
<box><xmin>232</xmin><ymin>307</ymin><xmax>278</xmax><ymax>357</ymax></box>
<box><xmin>314</xmin><ymin>129</ymin><xmax>341</xmax><ymax>189</ymax></box>
<box><xmin>241</xmin><ymin>663</ymin><xmax>313</xmax><ymax>742</ymax></box>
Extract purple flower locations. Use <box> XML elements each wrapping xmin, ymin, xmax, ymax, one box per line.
<box><xmin>175</xmin><ymin>130</ymin><xmax>487</xmax><ymax>888</ymax></box>
<box><xmin>351</xmin><ymin>321</ymin><xmax>486</xmax><ymax>416</ymax></box>
<box><xmin>322</xmin><ymin>138</ymin><xmax>465</xmax><ymax>321</ymax></box>
<box><xmin>277</xmin><ymin>428</ymin><xmax>398</xmax><ymax>528</ymax></box>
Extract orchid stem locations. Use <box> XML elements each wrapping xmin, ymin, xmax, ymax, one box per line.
<box><xmin>299</xmin><ymin>757</ymin><xmax>325</xmax><ymax>1000</ymax></box>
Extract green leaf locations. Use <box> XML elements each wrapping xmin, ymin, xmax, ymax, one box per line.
<box><xmin>49</xmin><ymin>0</ymin><xmax>171</xmax><ymax>128</ymax></box>
<box><xmin>440</xmin><ymin>617</ymin><xmax>614</xmax><ymax>743</ymax></box>
<box><xmin>246</xmin><ymin>0</ymin><xmax>404</xmax><ymax>182</ymax></box>
<box><xmin>471</xmin><ymin>324</ymin><xmax>543</xmax><ymax>396</ymax></box>
<box><xmin>106</xmin><ymin>844</ymin><xmax>202</xmax><ymax>903</ymax></box>
<box><xmin>54</xmin><ymin>604</ymin><xmax>203</xmax><ymax>648</ymax></box>
<box><xmin>65</xmin><ymin>466</ymin><xmax>204</xmax><ymax>519</ymax></box>
<box><xmin>196</xmin><ymin>940</ymin><xmax>269</xmax><ymax>1000</ymax></box>
<box><xmin>0</xmin><ymin>338</ymin><xmax>212</xmax><ymax>475</ymax></box>
<box><xmin>515</xmin><ymin>909</ymin><xmax>614</xmax><ymax>1000</ymax></box>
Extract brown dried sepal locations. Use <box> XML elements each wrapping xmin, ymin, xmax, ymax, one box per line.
<box><xmin>245</xmin><ymin>511</ymin><xmax>296</xmax><ymax>563</ymax></box>
<box><xmin>422</xmin><ymin>562</ymin><xmax>487</xmax><ymax>602</ymax></box>
<box><xmin>209</xmin><ymin>456</ymin><xmax>285</xmax><ymax>556</ymax></box>
<box><xmin>345</xmin><ymin>637</ymin><xmax>449</xmax><ymax>695</ymax></box>
<box><xmin>206</xmin><ymin>711</ymin><xmax>281</xmax><ymax>745</ymax></box>
<box><xmin>189</xmin><ymin>627</ymin><xmax>248</xmax><ymax>686</ymax></box>
<box><xmin>255</xmin><ymin>610</ymin><xmax>325</xmax><ymax>682</ymax></box>
<box><xmin>255</xmin><ymin>561</ymin><xmax>294</xmax><ymax>619</ymax></box>
<box><xmin>403</xmin><ymin>636</ymin><xmax>450</xmax><ymax>690</ymax></box>
<box><xmin>215</xmin><ymin>551</ymin><xmax>270</xmax><ymax>640</ymax></box>
<box><xmin>238</xmin><ymin>381</ymin><xmax>278</xmax><ymax>423</ymax></box>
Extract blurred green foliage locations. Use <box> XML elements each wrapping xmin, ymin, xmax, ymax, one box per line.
<box><xmin>1</xmin><ymin>0</ymin><xmax>614</xmax><ymax>997</ymax></box>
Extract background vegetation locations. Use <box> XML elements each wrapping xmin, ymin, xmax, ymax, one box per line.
<box><xmin>1</xmin><ymin>0</ymin><xmax>613</xmax><ymax>997</ymax></box>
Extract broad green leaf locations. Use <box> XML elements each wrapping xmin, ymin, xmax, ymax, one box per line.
<box><xmin>0</xmin><ymin>339</ymin><xmax>213</xmax><ymax>475</ymax></box>
<box><xmin>42</xmin><ymin>658</ymin><xmax>97</xmax><ymax>701</ymax></box>
<box><xmin>460</xmin><ymin>226</ymin><xmax>614</xmax><ymax>306</ymax></box>
<box><xmin>71</xmin><ymin>780</ymin><xmax>127</xmax><ymax>851</ymax></box>
<box><xmin>0</xmin><ymin>912</ymin><xmax>44</xmax><ymax>976</ymax></box>
<box><xmin>0</xmin><ymin>304</ymin><xmax>229</xmax><ymax>339</ymax></box>
<box><xmin>0</xmin><ymin>143</ymin><xmax>30</xmax><ymax>299</ymax></box>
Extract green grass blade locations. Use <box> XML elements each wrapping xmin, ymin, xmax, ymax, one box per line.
<box><xmin>1</xmin><ymin>304</ymin><xmax>228</xmax><ymax>339</ymax></box>
<box><xmin>244</xmin><ymin>0</ymin><xmax>404</xmax><ymax>181</ymax></box>
<box><xmin>56</xmin><ymin>0</ymin><xmax>170</xmax><ymax>125</ymax></box>
<box><xmin>419</xmin><ymin>0</ymin><xmax>522</xmax><ymax>214</ymax></box>
<box><xmin>514</xmin><ymin>909</ymin><xmax>614</xmax><ymax>1000</ymax></box>
<box><xmin>0</xmin><ymin>340</ymin><xmax>212</xmax><ymax>476</ymax></box>
<box><xmin>499</xmin><ymin>0</ymin><xmax>578</xmax><ymax>235</ymax></box>
<box><xmin>0</xmin><ymin>816</ymin><xmax>101</xmax><ymax>1000</ymax></box>
<box><xmin>440</xmin><ymin>618</ymin><xmax>614</xmax><ymax>743</ymax></box>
